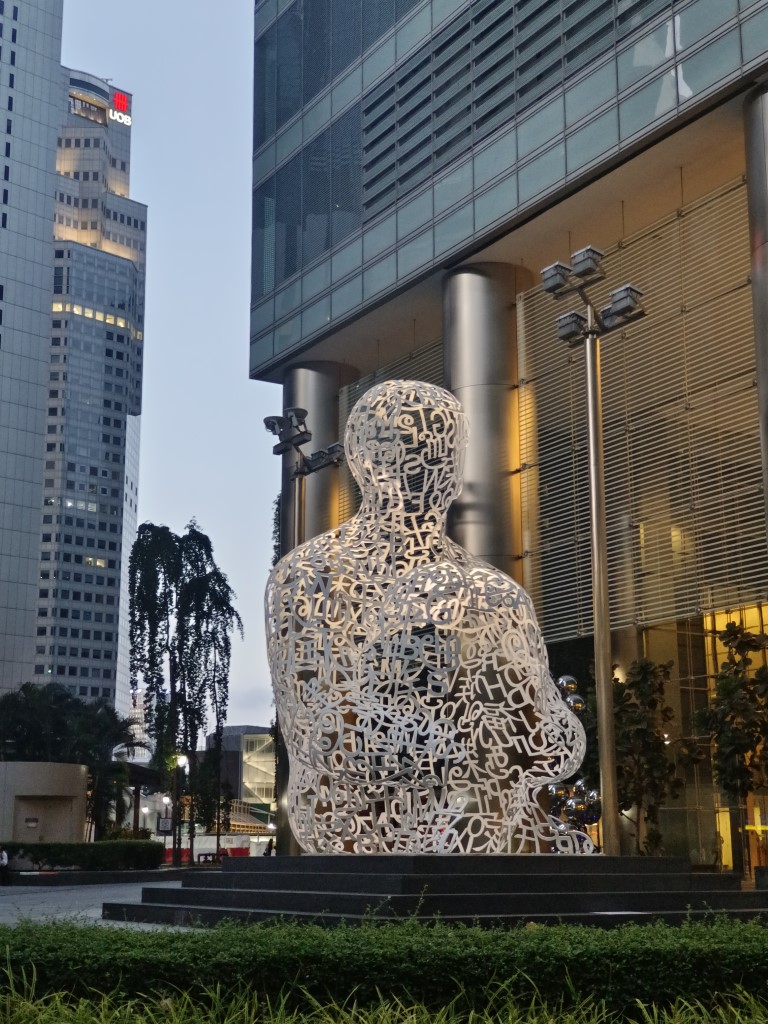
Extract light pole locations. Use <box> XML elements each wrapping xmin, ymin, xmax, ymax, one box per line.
<box><xmin>264</xmin><ymin>409</ymin><xmax>345</xmax><ymax>856</ymax></box>
<box><xmin>540</xmin><ymin>247</ymin><xmax>646</xmax><ymax>857</ymax></box>
<box><xmin>172</xmin><ymin>753</ymin><xmax>189</xmax><ymax>868</ymax></box>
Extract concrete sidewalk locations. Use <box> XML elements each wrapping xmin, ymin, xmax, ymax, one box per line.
<box><xmin>0</xmin><ymin>881</ymin><xmax>182</xmax><ymax>927</ymax></box>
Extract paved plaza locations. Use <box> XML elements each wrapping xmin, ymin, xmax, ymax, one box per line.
<box><xmin>0</xmin><ymin>881</ymin><xmax>181</xmax><ymax>927</ymax></box>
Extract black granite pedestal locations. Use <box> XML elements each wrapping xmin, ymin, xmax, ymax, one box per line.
<box><xmin>102</xmin><ymin>854</ymin><xmax>768</xmax><ymax>928</ymax></box>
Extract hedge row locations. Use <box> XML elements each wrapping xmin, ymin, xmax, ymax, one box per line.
<box><xmin>3</xmin><ymin>918</ymin><xmax>768</xmax><ymax>1012</ymax></box>
<box><xmin>4</xmin><ymin>840</ymin><xmax>164</xmax><ymax>871</ymax></box>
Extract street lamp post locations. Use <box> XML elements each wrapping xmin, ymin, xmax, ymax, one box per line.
<box><xmin>540</xmin><ymin>248</ymin><xmax>646</xmax><ymax>857</ymax></box>
<box><xmin>264</xmin><ymin>410</ymin><xmax>345</xmax><ymax>855</ymax></box>
<box><xmin>172</xmin><ymin>754</ymin><xmax>189</xmax><ymax>868</ymax></box>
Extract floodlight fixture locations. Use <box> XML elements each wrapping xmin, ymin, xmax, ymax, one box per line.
<box><xmin>327</xmin><ymin>442</ymin><xmax>345</xmax><ymax>463</ymax></box>
<box><xmin>541</xmin><ymin>261</ymin><xmax>572</xmax><ymax>294</ymax></box>
<box><xmin>556</xmin><ymin>310</ymin><xmax>588</xmax><ymax>342</ymax></box>
<box><xmin>608</xmin><ymin>284</ymin><xmax>644</xmax><ymax>318</ymax></box>
<box><xmin>291</xmin><ymin>429</ymin><xmax>312</xmax><ymax>448</ymax></box>
<box><xmin>570</xmin><ymin>245</ymin><xmax>605</xmax><ymax>279</ymax></box>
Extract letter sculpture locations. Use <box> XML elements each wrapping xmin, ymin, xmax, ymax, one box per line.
<box><xmin>266</xmin><ymin>380</ymin><xmax>590</xmax><ymax>854</ymax></box>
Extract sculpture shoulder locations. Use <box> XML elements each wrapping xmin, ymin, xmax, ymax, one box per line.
<box><xmin>384</xmin><ymin>549</ymin><xmax>536</xmax><ymax>627</ymax></box>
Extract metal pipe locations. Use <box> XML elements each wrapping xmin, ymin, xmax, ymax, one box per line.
<box><xmin>584</xmin><ymin>305</ymin><xmax>620</xmax><ymax>857</ymax></box>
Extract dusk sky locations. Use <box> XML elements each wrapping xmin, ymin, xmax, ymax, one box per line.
<box><xmin>61</xmin><ymin>1</ymin><xmax>281</xmax><ymax>728</ymax></box>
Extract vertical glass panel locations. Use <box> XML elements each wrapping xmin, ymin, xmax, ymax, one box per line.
<box><xmin>434</xmin><ymin>160</ymin><xmax>472</xmax><ymax>216</ymax></box>
<box><xmin>302</xmin><ymin>130</ymin><xmax>331</xmax><ymax>266</ymax></box>
<box><xmin>255</xmin><ymin>0</ymin><xmax>277</xmax><ymax>35</ymax></box>
<box><xmin>332</xmin><ymin>65</ymin><xmax>363</xmax><ymax>115</ymax></box>
<box><xmin>331</xmin><ymin>275</ymin><xmax>363</xmax><ymax>317</ymax></box>
<box><xmin>363</xmin><ymin>253</ymin><xmax>397</xmax><ymax>298</ymax></box>
<box><xmin>397</xmin><ymin>189</ymin><xmax>433</xmax><ymax>238</ymax></box>
<box><xmin>517</xmin><ymin>142</ymin><xmax>565</xmax><ymax>204</ymax></box>
<box><xmin>676</xmin><ymin>0</ymin><xmax>737</xmax><ymax>53</ymax></box>
<box><xmin>364</xmin><ymin>0</ymin><xmax>395</xmax><ymax>51</ymax></box>
<box><xmin>566</xmin><ymin>108</ymin><xmax>618</xmax><ymax>173</ymax></box>
<box><xmin>678</xmin><ymin>29</ymin><xmax>739</xmax><ymax>100</ymax></box>
<box><xmin>474</xmin><ymin>127</ymin><xmax>516</xmax><ymax>189</ymax></box>
<box><xmin>253</xmin><ymin>24</ymin><xmax>277</xmax><ymax>150</ymax></box>
<box><xmin>617</xmin><ymin>24</ymin><xmax>671</xmax><ymax>91</ymax></box>
<box><xmin>274</xmin><ymin>154</ymin><xmax>302</xmax><ymax>286</ymax></box>
<box><xmin>302</xmin><ymin>295</ymin><xmax>331</xmax><ymax>335</ymax></box>
<box><xmin>276</xmin><ymin>6</ymin><xmax>303</xmax><ymax>131</ymax></box>
<box><xmin>742</xmin><ymin>8</ymin><xmax>768</xmax><ymax>64</ymax></box>
<box><xmin>303</xmin><ymin>93</ymin><xmax>332</xmax><ymax>140</ymax></box>
<box><xmin>397</xmin><ymin>5</ymin><xmax>431</xmax><ymax>59</ymax></box>
<box><xmin>332</xmin><ymin>0</ymin><xmax>362</xmax><ymax>79</ymax></box>
<box><xmin>397</xmin><ymin>228</ymin><xmax>433</xmax><ymax>277</ymax></box>
<box><xmin>275</xmin><ymin>315</ymin><xmax>302</xmax><ymax>352</ymax></box>
<box><xmin>474</xmin><ymin>172</ymin><xmax>516</xmax><ymax>232</ymax></box>
<box><xmin>331</xmin><ymin>104</ymin><xmax>362</xmax><ymax>246</ymax></box>
<box><xmin>518</xmin><ymin>96</ymin><xmax>564</xmax><ymax>160</ymax></box>
<box><xmin>302</xmin><ymin>259</ymin><xmax>331</xmax><ymax>300</ymax></box>
<box><xmin>332</xmin><ymin>237</ymin><xmax>362</xmax><ymax>281</ymax></box>
<box><xmin>363</xmin><ymin>213</ymin><xmax>396</xmax><ymax>260</ymax></box>
<box><xmin>250</xmin><ymin>298</ymin><xmax>275</xmax><ymax>334</ymax></box>
<box><xmin>619</xmin><ymin>72</ymin><xmax>677</xmax><ymax>140</ymax></box>
<box><xmin>434</xmin><ymin>203</ymin><xmax>473</xmax><ymax>256</ymax></box>
<box><xmin>432</xmin><ymin>0</ymin><xmax>465</xmax><ymax>28</ymax></box>
<box><xmin>303</xmin><ymin>0</ymin><xmax>331</xmax><ymax>104</ymax></box>
<box><xmin>274</xmin><ymin>280</ymin><xmax>302</xmax><ymax>318</ymax></box>
<box><xmin>249</xmin><ymin>331</ymin><xmax>274</xmax><ymax>368</ymax></box>
<box><xmin>566</xmin><ymin>61</ymin><xmax>616</xmax><ymax>126</ymax></box>
<box><xmin>364</xmin><ymin>36</ymin><xmax>397</xmax><ymax>88</ymax></box>
<box><xmin>253</xmin><ymin>143</ymin><xmax>276</xmax><ymax>183</ymax></box>
<box><xmin>396</xmin><ymin>0</ymin><xmax>421</xmax><ymax>17</ymax></box>
<box><xmin>276</xmin><ymin>119</ymin><xmax>302</xmax><ymax>163</ymax></box>
<box><xmin>252</xmin><ymin>177</ymin><xmax>276</xmax><ymax>301</ymax></box>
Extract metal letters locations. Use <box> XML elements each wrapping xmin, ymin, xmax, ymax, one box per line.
<box><xmin>266</xmin><ymin>380</ymin><xmax>589</xmax><ymax>854</ymax></box>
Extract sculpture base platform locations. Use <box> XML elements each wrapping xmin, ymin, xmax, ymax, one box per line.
<box><xmin>102</xmin><ymin>854</ymin><xmax>768</xmax><ymax>928</ymax></box>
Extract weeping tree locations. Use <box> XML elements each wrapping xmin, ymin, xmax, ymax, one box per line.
<box><xmin>129</xmin><ymin>520</ymin><xmax>243</xmax><ymax>863</ymax></box>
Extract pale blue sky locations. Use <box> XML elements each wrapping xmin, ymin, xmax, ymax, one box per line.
<box><xmin>62</xmin><ymin>1</ymin><xmax>281</xmax><ymax>727</ymax></box>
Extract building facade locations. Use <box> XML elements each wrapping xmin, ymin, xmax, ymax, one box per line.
<box><xmin>34</xmin><ymin>70</ymin><xmax>146</xmax><ymax>714</ymax></box>
<box><xmin>0</xmin><ymin>0</ymin><xmax>64</xmax><ymax>695</ymax></box>
<box><xmin>0</xmin><ymin>6</ymin><xmax>147</xmax><ymax>713</ymax></box>
<box><xmin>251</xmin><ymin>0</ymin><xmax>768</xmax><ymax>863</ymax></box>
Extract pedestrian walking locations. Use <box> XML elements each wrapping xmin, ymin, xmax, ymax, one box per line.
<box><xmin>0</xmin><ymin>845</ymin><xmax>9</xmax><ymax>885</ymax></box>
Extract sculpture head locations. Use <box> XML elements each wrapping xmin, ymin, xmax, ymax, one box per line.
<box><xmin>344</xmin><ymin>380</ymin><xmax>469</xmax><ymax>516</ymax></box>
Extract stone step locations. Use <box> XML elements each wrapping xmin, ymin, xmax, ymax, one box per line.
<box><xmin>187</xmin><ymin>869</ymin><xmax>740</xmax><ymax>895</ymax></box>
<box><xmin>102</xmin><ymin>899</ymin><xmax>768</xmax><ymax>930</ymax></box>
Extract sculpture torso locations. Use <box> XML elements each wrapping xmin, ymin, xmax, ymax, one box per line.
<box><xmin>266</xmin><ymin>380</ymin><xmax>586</xmax><ymax>853</ymax></box>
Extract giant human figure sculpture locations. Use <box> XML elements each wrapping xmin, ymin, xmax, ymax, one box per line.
<box><xmin>266</xmin><ymin>380</ymin><xmax>588</xmax><ymax>854</ymax></box>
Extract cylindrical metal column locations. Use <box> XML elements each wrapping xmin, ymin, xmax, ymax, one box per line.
<box><xmin>443</xmin><ymin>264</ymin><xmax>534</xmax><ymax>582</ymax></box>
<box><xmin>276</xmin><ymin>361</ymin><xmax>356</xmax><ymax>856</ymax></box>
<box><xmin>745</xmin><ymin>85</ymin><xmax>768</xmax><ymax>524</ymax></box>
<box><xmin>280</xmin><ymin>362</ymin><xmax>355</xmax><ymax>553</ymax></box>
<box><xmin>585</xmin><ymin>316</ymin><xmax>620</xmax><ymax>858</ymax></box>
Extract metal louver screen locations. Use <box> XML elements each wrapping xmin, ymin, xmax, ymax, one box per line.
<box><xmin>337</xmin><ymin>340</ymin><xmax>443</xmax><ymax>522</ymax></box>
<box><xmin>517</xmin><ymin>178</ymin><xmax>767</xmax><ymax>642</ymax></box>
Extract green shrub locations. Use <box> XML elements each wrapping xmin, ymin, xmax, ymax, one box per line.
<box><xmin>1</xmin><ymin>917</ymin><xmax>768</xmax><ymax>1012</ymax></box>
<box><xmin>3</xmin><ymin>840</ymin><xmax>164</xmax><ymax>871</ymax></box>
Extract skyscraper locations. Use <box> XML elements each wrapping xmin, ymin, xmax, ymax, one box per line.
<box><xmin>35</xmin><ymin>70</ymin><xmax>146</xmax><ymax>714</ymax></box>
<box><xmin>0</xmin><ymin>0</ymin><xmax>64</xmax><ymax>696</ymax></box>
<box><xmin>251</xmin><ymin>0</ymin><xmax>768</xmax><ymax>864</ymax></box>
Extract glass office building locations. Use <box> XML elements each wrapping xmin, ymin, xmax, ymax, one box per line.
<box><xmin>32</xmin><ymin>70</ymin><xmax>147</xmax><ymax>714</ymax></box>
<box><xmin>0</xmin><ymin>0</ymin><xmax>64</xmax><ymax>696</ymax></box>
<box><xmin>251</xmin><ymin>0</ymin><xmax>768</xmax><ymax>862</ymax></box>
